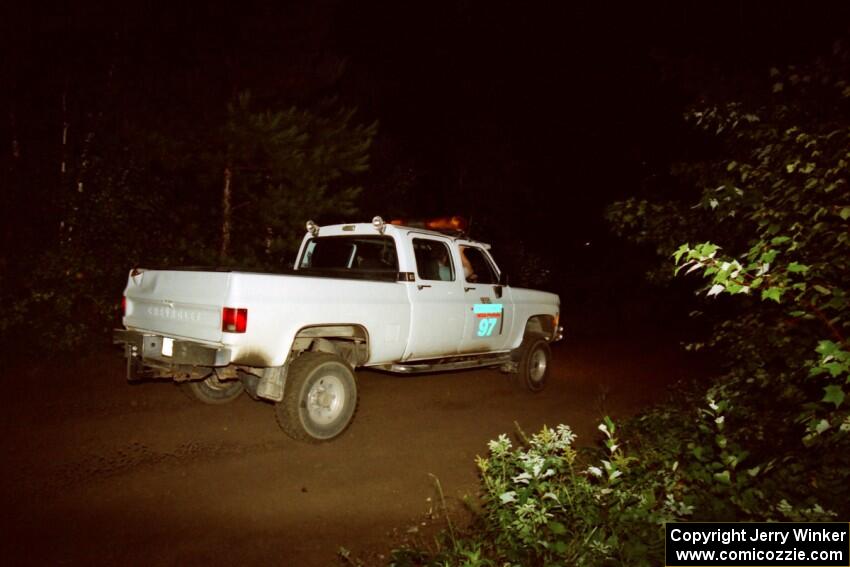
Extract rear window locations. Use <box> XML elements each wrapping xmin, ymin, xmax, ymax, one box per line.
<box><xmin>299</xmin><ymin>236</ymin><xmax>398</xmax><ymax>273</ymax></box>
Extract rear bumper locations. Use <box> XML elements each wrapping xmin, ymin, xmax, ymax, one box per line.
<box><xmin>113</xmin><ymin>329</ymin><xmax>231</xmax><ymax>380</ymax></box>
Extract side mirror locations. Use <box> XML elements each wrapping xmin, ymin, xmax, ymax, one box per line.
<box><xmin>498</xmin><ymin>272</ymin><xmax>510</xmax><ymax>286</ymax></box>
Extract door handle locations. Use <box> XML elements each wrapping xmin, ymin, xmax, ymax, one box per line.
<box><xmin>464</xmin><ymin>286</ymin><xmax>476</xmax><ymax>292</ymax></box>
<box><xmin>417</xmin><ymin>284</ymin><xmax>432</xmax><ymax>290</ymax></box>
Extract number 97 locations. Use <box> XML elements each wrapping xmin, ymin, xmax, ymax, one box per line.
<box><xmin>477</xmin><ymin>317</ymin><xmax>498</xmax><ymax>337</ymax></box>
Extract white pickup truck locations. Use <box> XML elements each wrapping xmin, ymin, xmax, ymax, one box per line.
<box><xmin>114</xmin><ymin>217</ymin><xmax>562</xmax><ymax>442</ymax></box>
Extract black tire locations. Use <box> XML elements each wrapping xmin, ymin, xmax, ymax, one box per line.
<box><xmin>184</xmin><ymin>373</ymin><xmax>245</xmax><ymax>404</ymax></box>
<box><xmin>275</xmin><ymin>352</ymin><xmax>358</xmax><ymax>443</ymax></box>
<box><xmin>514</xmin><ymin>336</ymin><xmax>551</xmax><ymax>392</ymax></box>
<box><xmin>237</xmin><ymin>369</ymin><xmax>261</xmax><ymax>401</ymax></box>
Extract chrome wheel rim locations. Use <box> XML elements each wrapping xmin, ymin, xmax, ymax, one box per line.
<box><xmin>529</xmin><ymin>348</ymin><xmax>548</xmax><ymax>383</ymax></box>
<box><xmin>306</xmin><ymin>374</ymin><xmax>346</xmax><ymax>425</ymax></box>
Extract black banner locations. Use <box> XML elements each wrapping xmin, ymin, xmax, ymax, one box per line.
<box><xmin>666</xmin><ymin>522</ymin><xmax>849</xmax><ymax>566</ymax></box>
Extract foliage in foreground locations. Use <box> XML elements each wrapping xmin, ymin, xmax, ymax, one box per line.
<box><xmin>607</xmin><ymin>40</ymin><xmax>850</xmax><ymax>446</ymax></box>
<box><xmin>391</xmin><ymin>400</ymin><xmax>843</xmax><ymax>567</ymax></box>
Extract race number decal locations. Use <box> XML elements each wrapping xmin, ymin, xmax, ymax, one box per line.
<box><xmin>473</xmin><ymin>303</ymin><xmax>503</xmax><ymax>337</ymax></box>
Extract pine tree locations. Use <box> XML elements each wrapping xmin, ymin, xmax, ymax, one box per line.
<box><xmin>218</xmin><ymin>92</ymin><xmax>377</xmax><ymax>267</ymax></box>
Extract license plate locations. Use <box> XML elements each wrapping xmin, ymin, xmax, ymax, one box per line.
<box><xmin>162</xmin><ymin>337</ymin><xmax>174</xmax><ymax>357</ymax></box>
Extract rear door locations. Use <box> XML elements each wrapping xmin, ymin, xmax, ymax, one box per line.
<box><xmin>123</xmin><ymin>270</ymin><xmax>231</xmax><ymax>343</ymax></box>
<box><xmin>403</xmin><ymin>236</ymin><xmax>466</xmax><ymax>360</ymax></box>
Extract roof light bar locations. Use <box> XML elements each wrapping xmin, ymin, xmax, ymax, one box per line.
<box><xmin>389</xmin><ymin>216</ymin><xmax>468</xmax><ymax>232</ymax></box>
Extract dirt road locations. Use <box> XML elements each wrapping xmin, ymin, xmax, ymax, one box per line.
<box><xmin>0</xmin><ymin>338</ymin><xmax>689</xmax><ymax>566</ymax></box>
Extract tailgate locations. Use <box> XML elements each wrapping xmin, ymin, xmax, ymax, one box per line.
<box><xmin>123</xmin><ymin>270</ymin><xmax>231</xmax><ymax>343</ymax></box>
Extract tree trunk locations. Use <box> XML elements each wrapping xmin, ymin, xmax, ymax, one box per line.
<box><xmin>61</xmin><ymin>89</ymin><xmax>68</xmax><ymax>176</ymax></box>
<box><xmin>220</xmin><ymin>166</ymin><xmax>232</xmax><ymax>261</ymax></box>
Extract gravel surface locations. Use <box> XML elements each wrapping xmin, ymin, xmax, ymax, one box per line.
<box><xmin>0</xmin><ymin>337</ymin><xmax>690</xmax><ymax>566</ymax></box>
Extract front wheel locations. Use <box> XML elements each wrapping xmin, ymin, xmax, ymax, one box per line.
<box><xmin>275</xmin><ymin>352</ymin><xmax>358</xmax><ymax>443</ymax></box>
<box><xmin>515</xmin><ymin>336</ymin><xmax>551</xmax><ymax>392</ymax></box>
<box><xmin>184</xmin><ymin>373</ymin><xmax>245</xmax><ymax>404</ymax></box>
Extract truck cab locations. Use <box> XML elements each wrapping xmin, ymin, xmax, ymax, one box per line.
<box><xmin>295</xmin><ymin>220</ymin><xmax>523</xmax><ymax>361</ymax></box>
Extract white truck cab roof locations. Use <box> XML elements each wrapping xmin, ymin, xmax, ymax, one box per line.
<box><xmin>303</xmin><ymin>218</ymin><xmax>492</xmax><ymax>249</ymax></box>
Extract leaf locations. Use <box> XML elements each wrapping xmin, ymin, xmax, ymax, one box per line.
<box><xmin>673</xmin><ymin>244</ymin><xmax>690</xmax><ymax>264</ymax></box>
<box><xmin>770</xmin><ymin>236</ymin><xmax>790</xmax><ymax>245</ymax></box>
<box><xmin>825</xmin><ymin>362</ymin><xmax>846</xmax><ymax>377</ymax></box>
<box><xmin>822</xmin><ymin>385</ymin><xmax>845</xmax><ymax>409</ymax></box>
<box><xmin>813</xmin><ymin>285</ymin><xmax>832</xmax><ymax>295</ymax></box>
<box><xmin>707</xmin><ymin>284</ymin><xmax>725</xmax><ymax>297</ymax></box>
<box><xmin>841</xmin><ymin>206</ymin><xmax>850</xmax><ymax>220</ymax></box>
<box><xmin>787</xmin><ymin>262</ymin><xmax>809</xmax><ymax>273</ymax></box>
<box><xmin>553</xmin><ymin>541</ymin><xmax>568</xmax><ymax>554</ymax></box>
<box><xmin>549</xmin><ymin>521</ymin><xmax>567</xmax><ymax>535</ymax></box>
<box><xmin>685</xmin><ymin>262</ymin><xmax>703</xmax><ymax>275</ymax></box>
<box><xmin>761</xmin><ymin>288</ymin><xmax>782</xmax><ymax>303</ymax></box>
<box><xmin>499</xmin><ymin>491</ymin><xmax>517</xmax><ymax>504</ymax></box>
<box><xmin>713</xmin><ymin>470</ymin><xmax>731</xmax><ymax>485</ymax></box>
<box><xmin>815</xmin><ymin>419</ymin><xmax>830</xmax><ymax>435</ymax></box>
<box><xmin>816</xmin><ymin>340</ymin><xmax>838</xmax><ymax>356</ymax></box>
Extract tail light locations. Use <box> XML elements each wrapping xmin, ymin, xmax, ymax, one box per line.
<box><xmin>122</xmin><ymin>296</ymin><xmax>127</xmax><ymax>316</ymax></box>
<box><xmin>222</xmin><ymin>307</ymin><xmax>248</xmax><ymax>333</ymax></box>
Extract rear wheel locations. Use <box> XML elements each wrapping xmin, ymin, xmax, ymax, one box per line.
<box><xmin>514</xmin><ymin>336</ymin><xmax>551</xmax><ymax>392</ymax></box>
<box><xmin>184</xmin><ymin>373</ymin><xmax>245</xmax><ymax>404</ymax></box>
<box><xmin>275</xmin><ymin>352</ymin><xmax>358</xmax><ymax>443</ymax></box>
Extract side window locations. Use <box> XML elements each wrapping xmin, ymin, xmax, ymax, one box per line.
<box><xmin>412</xmin><ymin>238</ymin><xmax>455</xmax><ymax>281</ymax></box>
<box><xmin>460</xmin><ymin>246</ymin><xmax>498</xmax><ymax>284</ymax></box>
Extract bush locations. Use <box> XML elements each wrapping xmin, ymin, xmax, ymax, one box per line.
<box><xmin>390</xmin><ymin>394</ymin><xmax>844</xmax><ymax>566</ymax></box>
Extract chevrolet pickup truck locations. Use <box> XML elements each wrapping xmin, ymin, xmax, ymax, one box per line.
<box><xmin>114</xmin><ymin>217</ymin><xmax>562</xmax><ymax>442</ymax></box>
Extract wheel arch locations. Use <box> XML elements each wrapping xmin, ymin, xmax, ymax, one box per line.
<box><xmin>524</xmin><ymin>314</ymin><xmax>556</xmax><ymax>337</ymax></box>
<box><xmin>289</xmin><ymin>324</ymin><xmax>371</xmax><ymax>368</ymax></box>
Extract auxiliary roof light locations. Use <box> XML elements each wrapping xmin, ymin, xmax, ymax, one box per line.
<box><xmin>389</xmin><ymin>216</ymin><xmax>468</xmax><ymax>232</ymax></box>
<box><xmin>426</xmin><ymin>216</ymin><xmax>467</xmax><ymax>231</ymax></box>
<box><xmin>372</xmin><ymin>215</ymin><xmax>386</xmax><ymax>234</ymax></box>
<box><xmin>306</xmin><ymin>220</ymin><xmax>320</xmax><ymax>237</ymax></box>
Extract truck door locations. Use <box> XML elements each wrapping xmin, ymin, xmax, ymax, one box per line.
<box><xmin>403</xmin><ymin>237</ymin><xmax>466</xmax><ymax>360</ymax></box>
<box><xmin>457</xmin><ymin>245</ymin><xmax>515</xmax><ymax>353</ymax></box>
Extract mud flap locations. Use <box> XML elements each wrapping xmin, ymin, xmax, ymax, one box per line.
<box><xmin>256</xmin><ymin>365</ymin><xmax>287</xmax><ymax>402</ymax></box>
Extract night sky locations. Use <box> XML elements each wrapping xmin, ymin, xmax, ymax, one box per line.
<box><xmin>3</xmin><ymin>1</ymin><xmax>848</xmax><ymax>296</ymax></box>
